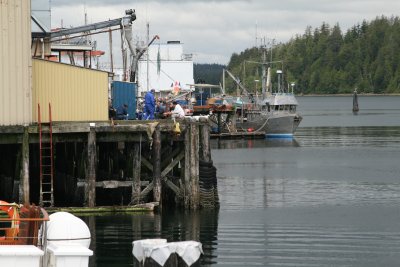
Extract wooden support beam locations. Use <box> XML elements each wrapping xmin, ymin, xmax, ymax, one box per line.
<box><xmin>200</xmin><ymin>123</ymin><xmax>211</xmax><ymax>162</ymax></box>
<box><xmin>86</xmin><ymin>127</ymin><xmax>96</xmax><ymax>207</ymax></box>
<box><xmin>141</xmin><ymin>156</ymin><xmax>153</xmax><ymax>171</ymax></box>
<box><xmin>152</xmin><ymin>128</ymin><xmax>162</xmax><ymax>205</ymax></box>
<box><xmin>77</xmin><ymin>180</ymin><xmax>149</xmax><ymax>188</ymax></box>
<box><xmin>161</xmin><ymin>146</ymin><xmax>181</xmax><ymax>170</ymax></box>
<box><xmin>190</xmin><ymin>123</ymin><xmax>200</xmax><ymax>209</ymax></box>
<box><xmin>140</xmin><ymin>181</ymin><xmax>154</xmax><ymax>198</ymax></box>
<box><xmin>20</xmin><ymin>127</ymin><xmax>30</xmax><ymax>205</ymax></box>
<box><xmin>164</xmin><ymin>179</ymin><xmax>181</xmax><ymax>197</ymax></box>
<box><xmin>0</xmin><ymin>125</ymin><xmax>25</xmax><ymax>134</ymax></box>
<box><xmin>161</xmin><ymin>150</ymin><xmax>184</xmax><ymax>179</ymax></box>
<box><xmin>184</xmin><ymin>125</ymin><xmax>191</xmax><ymax>209</ymax></box>
<box><xmin>132</xmin><ymin>142</ymin><xmax>141</xmax><ymax>205</ymax></box>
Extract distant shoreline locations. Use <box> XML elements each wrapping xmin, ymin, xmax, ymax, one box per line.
<box><xmin>298</xmin><ymin>93</ymin><xmax>400</xmax><ymax>97</ymax></box>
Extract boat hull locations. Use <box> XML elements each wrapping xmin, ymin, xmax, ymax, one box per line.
<box><xmin>237</xmin><ymin>112</ymin><xmax>302</xmax><ymax>138</ymax></box>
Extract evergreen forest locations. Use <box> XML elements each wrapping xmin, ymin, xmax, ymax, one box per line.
<box><xmin>193</xmin><ymin>63</ymin><xmax>225</xmax><ymax>85</ymax></box>
<box><xmin>198</xmin><ymin>16</ymin><xmax>400</xmax><ymax>95</ymax></box>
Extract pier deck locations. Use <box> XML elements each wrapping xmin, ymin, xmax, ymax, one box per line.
<box><xmin>0</xmin><ymin>119</ymin><xmax>218</xmax><ymax>210</ymax></box>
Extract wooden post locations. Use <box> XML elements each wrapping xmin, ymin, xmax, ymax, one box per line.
<box><xmin>132</xmin><ymin>141</ymin><xmax>141</xmax><ymax>204</ymax></box>
<box><xmin>200</xmin><ymin>121</ymin><xmax>211</xmax><ymax>162</ymax></box>
<box><xmin>184</xmin><ymin>124</ymin><xmax>191</xmax><ymax>209</ymax></box>
<box><xmin>20</xmin><ymin>127</ymin><xmax>30</xmax><ymax>205</ymax></box>
<box><xmin>152</xmin><ymin>128</ymin><xmax>162</xmax><ymax>205</ymax></box>
<box><xmin>86</xmin><ymin>127</ymin><xmax>96</xmax><ymax>207</ymax></box>
<box><xmin>190</xmin><ymin>123</ymin><xmax>200</xmax><ymax>209</ymax></box>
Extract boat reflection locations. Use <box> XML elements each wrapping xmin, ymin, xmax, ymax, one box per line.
<box><xmin>211</xmin><ymin>138</ymin><xmax>300</xmax><ymax>149</ymax></box>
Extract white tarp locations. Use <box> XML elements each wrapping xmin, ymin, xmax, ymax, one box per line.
<box><xmin>132</xmin><ymin>239</ymin><xmax>203</xmax><ymax>266</ymax></box>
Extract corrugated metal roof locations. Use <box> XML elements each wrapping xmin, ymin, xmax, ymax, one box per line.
<box><xmin>0</xmin><ymin>0</ymin><xmax>32</xmax><ymax>126</ymax></box>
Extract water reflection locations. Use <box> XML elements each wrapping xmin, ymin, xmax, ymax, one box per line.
<box><xmin>211</xmin><ymin>126</ymin><xmax>400</xmax><ymax>150</ymax></box>
<box><xmin>85</xmin><ymin>122</ymin><xmax>400</xmax><ymax>266</ymax></box>
<box><xmin>83</xmin><ymin>209</ymin><xmax>219</xmax><ymax>267</ymax></box>
<box><xmin>211</xmin><ymin>138</ymin><xmax>300</xmax><ymax>149</ymax></box>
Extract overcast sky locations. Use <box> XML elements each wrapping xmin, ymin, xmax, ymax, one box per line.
<box><xmin>51</xmin><ymin>0</ymin><xmax>400</xmax><ymax>66</ymax></box>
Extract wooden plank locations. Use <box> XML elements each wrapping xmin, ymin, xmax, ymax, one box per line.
<box><xmin>77</xmin><ymin>180</ymin><xmax>149</xmax><ymax>188</ymax></box>
<box><xmin>0</xmin><ymin>134</ymin><xmax>22</xmax><ymax>144</ymax></box>
<box><xmin>96</xmin><ymin>133</ymin><xmax>145</xmax><ymax>142</ymax></box>
<box><xmin>0</xmin><ymin>126</ymin><xmax>25</xmax><ymax>134</ymax></box>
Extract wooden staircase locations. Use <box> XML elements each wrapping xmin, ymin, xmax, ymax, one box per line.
<box><xmin>38</xmin><ymin>103</ymin><xmax>54</xmax><ymax>207</ymax></box>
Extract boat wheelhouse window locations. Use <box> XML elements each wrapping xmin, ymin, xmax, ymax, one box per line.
<box><xmin>279</xmin><ymin>105</ymin><xmax>284</xmax><ymax>111</ymax></box>
<box><xmin>290</xmin><ymin>105</ymin><xmax>296</xmax><ymax>112</ymax></box>
<box><xmin>274</xmin><ymin>105</ymin><xmax>279</xmax><ymax>111</ymax></box>
<box><xmin>284</xmin><ymin>105</ymin><xmax>289</xmax><ymax>111</ymax></box>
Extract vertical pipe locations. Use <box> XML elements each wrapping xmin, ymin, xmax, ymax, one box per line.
<box><xmin>20</xmin><ymin>127</ymin><xmax>30</xmax><ymax>205</ymax></box>
<box><xmin>86</xmin><ymin>126</ymin><xmax>96</xmax><ymax>207</ymax></box>
<box><xmin>152</xmin><ymin>128</ymin><xmax>162</xmax><ymax>205</ymax></box>
<box><xmin>132</xmin><ymin>141</ymin><xmax>141</xmax><ymax>204</ymax></box>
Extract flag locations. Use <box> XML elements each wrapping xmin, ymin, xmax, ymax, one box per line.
<box><xmin>157</xmin><ymin>46</ymin><xmax>161</xmax><ymax>75</ymax></box>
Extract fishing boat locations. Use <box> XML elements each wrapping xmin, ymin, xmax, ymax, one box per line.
<box><xmin>225</xmin><ymin>68</ymin><xmax>302</xmax><ymax>138</ymax></box>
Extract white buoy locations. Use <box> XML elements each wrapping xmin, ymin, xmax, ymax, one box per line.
<box><xmin>46</xmin><ymin>212</ymin><xmax>91</xmax><ymax>248</ymax></box>
<box><xmin>42</xmin><ymin>212</ymin><xmax>93</xmax><ymax>267</ymax></box>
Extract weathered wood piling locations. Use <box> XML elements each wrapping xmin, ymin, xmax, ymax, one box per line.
<box><xmin>0</xmin><ymin>118</ymin><xmax>218</xmax><ymax>210</ymax></box>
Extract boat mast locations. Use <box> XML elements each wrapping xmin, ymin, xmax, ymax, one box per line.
<box><xmin>261</xmin><ymin>38</ymin><xmax>267</xmax><ymax>99</ymax></box>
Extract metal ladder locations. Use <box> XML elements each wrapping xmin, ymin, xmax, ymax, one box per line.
<box><xmin>38</xmin><ymin>103</ymin><xmax>54</xmax><ymax>207</ymax></box>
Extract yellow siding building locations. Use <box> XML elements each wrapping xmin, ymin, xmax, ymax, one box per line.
<box><xmin>32</xmin><ymin>59</ymin><xmax>109</xmax><ymax>122</ymax></box>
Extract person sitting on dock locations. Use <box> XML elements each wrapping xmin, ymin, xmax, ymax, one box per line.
<box><xmin>108</xmin><ymin>98</ymin><xmax>116</xmax><ymax>120</ymax></box>
<box><xmin>116</xmin><ymin>104</ymin><xmax>128</xmax><ymax>120</ymax></box>
<box><xmin>156</xmin><ymin>99</ymin><xmax>167</xmax><ymax>119</ymax></box>
<box><xmin>164</xmin><ymin>101</ymin><xmax>185</xmax><ymax>119</ymax></box>
<box><xmin>144</xmin><ymin>89</ymin><xmax>156</xmax><ymax>120</ymax></box>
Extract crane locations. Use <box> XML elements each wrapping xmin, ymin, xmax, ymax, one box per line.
<box><xmin>223</xmin><ymin>69</ymin><xmax>250</xmax><ymax>96</ymax></box>
<box><xmin>50</xmin><ymin>9</ymin><xmax>140</xmax><ymax>82</ymax></box>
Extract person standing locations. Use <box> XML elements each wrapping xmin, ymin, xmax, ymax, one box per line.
<box><xmin>144</xmin><ymin>89</ymin><xmax>156</xmax><ymax>120</ymax></box>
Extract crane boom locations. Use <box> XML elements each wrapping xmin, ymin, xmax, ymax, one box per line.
<box><xmin>50</xmin><ymin>9</ymin><xmax>140</xmax><ymax>82</ymax></box>
<box><xmin>224</xmin><ymin>69</ymin><xmax>250</xmax><ymax>96</ymax></box>
<box><xmin>50</xmin><ymin>10</ymin><xmax>136</xmax><ymax>39</ymax></box>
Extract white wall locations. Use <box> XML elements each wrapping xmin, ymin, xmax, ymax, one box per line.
<box><xmin>137</xmin><ymin>42</ymin><xmax>194</xmax><ymax>95</ymax></box>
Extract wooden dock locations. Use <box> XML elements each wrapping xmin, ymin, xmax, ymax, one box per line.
<box><xmin>211</xmin><ymin>131</ymin><xmax>266</xmax><ymax>139</ymax></box>
<box><xmin>0</xmin><ymin>118</ymin><xmax>218</xmax><ymax>210</ymax></box>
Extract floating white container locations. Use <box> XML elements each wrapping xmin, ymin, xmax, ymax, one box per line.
<box><xmin>45</xmin><ymin>243</ymin><xmax>93</xmax><ymax>267</ymax></box>
<box><xmin>0</xmin><ymin>245</ymin><xmax>44</xmax><ymax>267</ymax></box>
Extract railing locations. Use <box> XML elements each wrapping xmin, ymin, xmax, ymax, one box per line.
<box><xmin>0</xmin><ymin>204</ymin><xmax>49</xmax><ymax>247</ymax></box>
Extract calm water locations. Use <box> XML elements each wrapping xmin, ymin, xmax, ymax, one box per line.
<box><xmin>88</xmin><ymin>95</ymin><xmax>400</xmax><ymax>267</ymax></box>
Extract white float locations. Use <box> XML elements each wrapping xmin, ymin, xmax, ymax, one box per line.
<box><xmin>0</xmin><ymin>245</ymin><xmax>44</xmax><ymax>267</ymax></box>
<box><xmin>42</xmin><ymin>212</ymin><xmax>93</xmax><ymax>267</ymax></box>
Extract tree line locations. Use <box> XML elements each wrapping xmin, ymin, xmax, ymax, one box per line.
<box><xmin>196</xmin><ymin>16</ymin><xmax>400</xmax><ymax>95</ymax></box>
